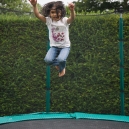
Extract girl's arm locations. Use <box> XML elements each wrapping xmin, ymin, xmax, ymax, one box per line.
<box><xmin>29</xmin><ymin>0</ymin><xmax>46</xmax><ymax>23</ymax></box>
<box><xmin>67</xmin><ymin>3</ymin><xmax>76</xmax><ymax>24</ymax></box>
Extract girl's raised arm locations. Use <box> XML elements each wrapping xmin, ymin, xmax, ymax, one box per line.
<box><xmin>67</xmin><ymin>3</ymin><xmax>76</xmax><ymax>24</ymax></box>
<box><xmin>29</xmin><ymin>0</ymin><xmax>46</xmax><ymax>23</ymax></box>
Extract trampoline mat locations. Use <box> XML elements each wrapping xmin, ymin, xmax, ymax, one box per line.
<box><xmin>0</xmin><ymin>119</ymin><xmax>129</xmax><ymax>129</ymax></box>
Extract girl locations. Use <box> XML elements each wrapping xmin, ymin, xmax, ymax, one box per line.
<box><xmin>29</xmin><ymin>0</ymin><xmax>75</xmax><ymax>77</ymax></box>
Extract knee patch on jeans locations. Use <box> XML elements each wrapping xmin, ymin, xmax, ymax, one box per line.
<box><xmin>44</xmin><ymin>58</ymin><xmax>52</xmax><ymax>64</ymax></box>
<box><xmin>57</xmin><ymin>58</ymin><xmax>66</xmax><ymax>63</ymax></box>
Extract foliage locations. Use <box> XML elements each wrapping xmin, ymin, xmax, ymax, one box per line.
<box><xmin>75</xmin><ymin>0</ymin><xmax>129</xmax><ymax>14</ymax></box>
<box><xmin>0</xmin><ymin>0</ymin><xmax>41</xmax><ymax>13</ymax></box>
<box><xmin>0</xmin><ymin>14</ymin><xmax>129</xmax><ymax>116</ymax></box>
<box><xmin>0</xmin><ymin>15</ymin><xmax>48</xmax><ymax>115</ymax></box>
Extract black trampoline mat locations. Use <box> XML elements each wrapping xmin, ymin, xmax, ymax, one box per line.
<box><xmin>0</xmin><ymin>119</ymin><xmax>129</xmax><ymax>129</ymax></box>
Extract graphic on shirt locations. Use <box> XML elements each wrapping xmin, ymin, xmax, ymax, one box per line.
<box><xmin>51</xmin><ymin>25</ymin><xmax>65</xmax><ymax>42</ymax></box>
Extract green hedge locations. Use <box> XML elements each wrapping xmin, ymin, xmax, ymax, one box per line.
<box><xmin>0</xmin><ymin>14</ymin><xmax>129</xmax><ymax>116</ymax></box>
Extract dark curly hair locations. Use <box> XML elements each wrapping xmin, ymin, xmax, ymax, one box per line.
<box><xmin>41</xmin><ymin>1</ymin><xmax>66</xmax><ymax>18</ymax></box>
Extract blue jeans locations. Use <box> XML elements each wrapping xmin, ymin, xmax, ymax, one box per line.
<box><xmin>44</xmin><ymin>47</ymin><xmax>70</xmax><ymax>72</ymax></box>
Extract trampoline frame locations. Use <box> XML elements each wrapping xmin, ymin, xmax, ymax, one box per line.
<box><xmin>1</xmin><ymin>5</ymin><xmax>129</xmax><ymax>129</ymax></box>
<box><xmin>0</xmin><ymin>112</ymin><xmax>129</xmax><ymax>124</ymax></box>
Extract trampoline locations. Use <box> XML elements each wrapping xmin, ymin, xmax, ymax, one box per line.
<box><xmin>1</xmin><ymin>3</ymin><xmax>129</xmax><ymax>129</ymax></box>
<box><xmin>0</xmin><ymin>112</ymin><xmax>129</xmax><ymax>129</ymax></box>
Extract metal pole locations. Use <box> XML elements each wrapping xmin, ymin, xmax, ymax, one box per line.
<box><xmin>119</xmin><ymin>6</ymin><xmax>124</xmax><ymax>115</ymax></box>
<box><xmin>46</xmin><ymin>34</ymin><xmax>50</xmax><ymax>112</ymax></box>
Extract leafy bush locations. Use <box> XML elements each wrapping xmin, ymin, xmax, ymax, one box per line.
<box><xmin>0</xmin><ymin>14</ymin><xmax>129</xmax><ymax>116</ymax></box>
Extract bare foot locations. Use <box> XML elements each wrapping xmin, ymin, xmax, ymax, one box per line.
<box><xmin>55</xmin><ymin>66</ymin><xmax>59</xmax><ymax>71</ymax></box>
<box><xmin>59</xmin><ymin>68</ymin><xmax>65</xmax><ymax>77</ymax></box>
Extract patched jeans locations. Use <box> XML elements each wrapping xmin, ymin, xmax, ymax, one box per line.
<box><xmin>44</xmin><ymin>47</ymin><xmax>70</xmax><ymax>72</ymax></box>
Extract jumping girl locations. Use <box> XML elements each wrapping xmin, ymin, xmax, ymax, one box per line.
<box><xmin>29</xmin><ymin>0</ymin><xmax>75</xmax><ymax>77</ymax></box>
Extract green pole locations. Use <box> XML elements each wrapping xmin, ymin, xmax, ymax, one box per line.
<box><xmin>119</xmin><ymin>6</ymin><xmax>124</xmax><ymax>115</ymax></box>
<box><xmin>46</xmin><ymin>36</ymin><xmax>50</xmax><ymax>112</ymax></box>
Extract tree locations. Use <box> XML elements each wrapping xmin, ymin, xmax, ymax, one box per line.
<box><xmin>122</xmin><ymin>0</ymin><xmax>129</xmax><ymax>11</ymax></box>
<box><xmin>74</xmin><ymin>0</ymin><xmax>129</xmax><ymax>14</ymax></box>
<box><xmin>75</xmin><ymin>1</ymin><xmax>87</xmax><ymax>14</ymax></box>
<box><xmin>0</xmin><ymin>0</ymin><xmax>39</xmax><ymax>12</ymax></box>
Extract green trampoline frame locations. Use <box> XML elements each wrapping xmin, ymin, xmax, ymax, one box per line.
<box><xmin>0</xmin><ymin>112</ymin><xmax>129</xmax><ymax>124</ymax></box>
<box><xmin>0</xmin><ymin>6</ymin><xmax>129</xmax><ymax>126</ymax></box>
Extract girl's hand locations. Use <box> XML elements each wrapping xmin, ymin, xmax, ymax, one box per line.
<box><xmin>29</xmin><ymin>0</ymin><xmax>37</xmax><ymax>6</ymax></box>
<box><xmin>68</xmin><ymin>3</ymin><xmax>75</xmax><ymax>11</ymax></box>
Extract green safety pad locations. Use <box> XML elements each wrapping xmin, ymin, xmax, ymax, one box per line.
<box><xmin>72</xmin><ymin>112</ymin><xmax>129</xmax><ymax>122</ymax></box>
<box><xmin>0</xmin><ymin>112</ymin><xmax>72</xmax><ymax>124</ymax></box>
<box><xmin>0</xmin><ymin>112</ymin><xmax>129</xmax><ymax>124</ymax></box>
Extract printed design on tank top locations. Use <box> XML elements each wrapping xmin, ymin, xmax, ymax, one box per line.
<box><xmin>51</xmin><ymin>25</ymin><xmax>66</xmax><ymax>42</ymax></box>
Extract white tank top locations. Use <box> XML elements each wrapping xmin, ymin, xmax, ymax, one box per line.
<box><xmin>46</xmin><ymin>17</ymin><xmax>71</xmax><ymax>48</ymax></box>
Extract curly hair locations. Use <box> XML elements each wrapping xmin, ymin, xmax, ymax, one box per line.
<box><xmin>41</xmin><ymin>1</ymin><xmax>66</xmax><ymax>18</ymax></box>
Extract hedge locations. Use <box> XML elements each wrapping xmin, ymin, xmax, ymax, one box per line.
<box><xmin>0</xmin><ymin>14</ymin><xmax>129</xmax><ymax>116</ymax></box>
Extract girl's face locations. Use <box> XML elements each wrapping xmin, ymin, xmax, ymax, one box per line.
<box><xmin>50</xmin><ymin>8</ymin><xmax>61</xmax><ymax>21</ymax></box>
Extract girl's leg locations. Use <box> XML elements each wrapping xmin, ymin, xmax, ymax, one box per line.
<box><xmin>44</xmin><ymin>47</ymin><xmax>59</xmax><ymax>66</ymax></box>
<box><xmin>44</xmin><ymin>47</ymin><xmax>70</xmax><ymax>77</ymax></box>
<box><xmin>56</xmin><ymin>47</ymin><xmax>70</xmax><ymax>77</ymax></box>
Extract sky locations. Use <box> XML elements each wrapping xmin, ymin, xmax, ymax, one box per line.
<box><xmin>36</xmin><ymin>0</ymin><xmax>77</xmax><ymax>6</ymax></box>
